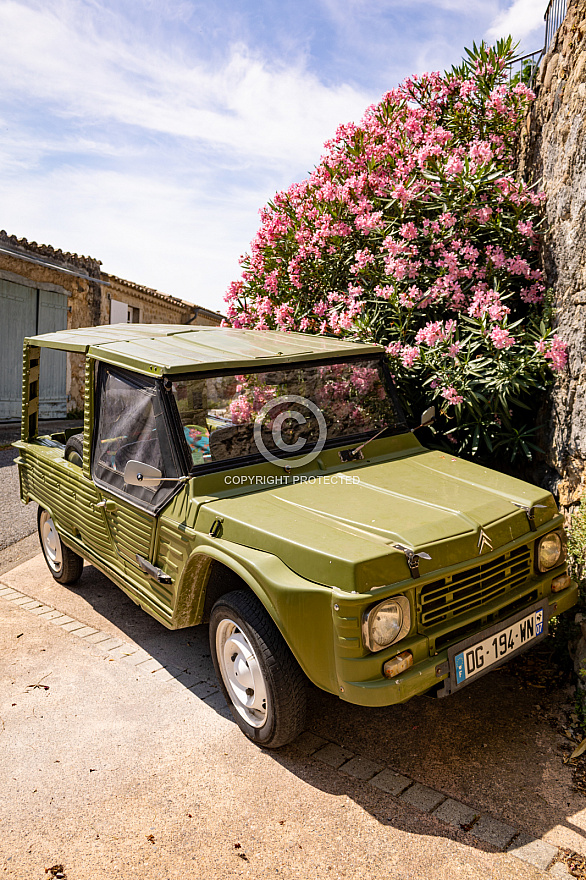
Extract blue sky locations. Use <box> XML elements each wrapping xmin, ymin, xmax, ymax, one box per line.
<box><xmin>0</xmin><ymin>0</ymin><xmax>547</xmax><ymax>312</ymax></box>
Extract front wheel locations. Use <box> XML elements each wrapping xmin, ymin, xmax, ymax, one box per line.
<box><xmin>38</xmin><ymin>508</ymin><xmax>84</xmax><ymax>585</ymax></box>
<box><xmin>209</xmin><ymin>590</ymin><xmax>306</xmax><ymax>748</ymax></box>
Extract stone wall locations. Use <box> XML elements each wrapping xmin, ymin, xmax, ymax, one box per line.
<box><xmin>0</xmin><ymin>231</ymin><xmax>104</xmax><ymax>416</ymax></box>
<box><xmin>104</xmin><ymin>275</ymin><xmax>215</xmax><ymax>325</ymax></box>
<box><xmin>518</xmin><ymin>0</ymin><xmax>586</xmax><ymax>508</ymax></box>
<box><xmin>0</xmin><ymin>232</ymin><xmax>223</xmax><ymax>415</ymax></box>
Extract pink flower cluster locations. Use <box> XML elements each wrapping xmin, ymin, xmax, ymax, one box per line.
<box><xmin>535</xmin><ymin>334</ymin><xmax>568</xmax><ymax>372</ymax></box>
<box><xmin>225</xmin><ymin>40</ymin><xmax>567</xmax><ymax>436</ymax></box>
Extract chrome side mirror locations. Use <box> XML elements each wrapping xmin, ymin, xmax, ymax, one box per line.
<box><xmin>421</xmin><ymin>406</ymin><xmax>435</xmax><ymax>427</ymax></box>
<box><xmin>123</xmin><ymin>461</ymin><xmax>190</xmax><ymax>487</ymax></box>
<box><xmin>412</xmin><ymin>406</ymin><xmax>436</xmax><ymax>433</ymax></box>
<box><xmin>124</xmin><ymin>460</ymin><xmax>163</xmax><ymax>486</ymax></box>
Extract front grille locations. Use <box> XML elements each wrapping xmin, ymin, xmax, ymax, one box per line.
<box><xmin>419</xmin><ymin>544</ymin><xmax>532</xmax><ymax>628</ymax></box>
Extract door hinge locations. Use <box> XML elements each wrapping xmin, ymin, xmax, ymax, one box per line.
<box><xmin>209</xmin><ymin>517</ymin><xmax>224</xmax><ymax>538</ymax></box>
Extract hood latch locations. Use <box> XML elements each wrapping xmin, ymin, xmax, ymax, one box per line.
<box><xmin>393</xmin><ymin>544</ymin><xmax>431</xmax><ymax>579</ymax></box>
<box><xmin>512</xmin><ymin>502</ymin><xmax>546</xmax><ymax>532</ymax></box>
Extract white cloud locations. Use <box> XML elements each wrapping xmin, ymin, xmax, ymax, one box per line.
<box><xmin>485</xmin><ymin>0</ymin><xmax>545</xmax><ymax>43</ymax></box>
<box><xmin>0</xmin><ymin>0</ymin><xmax>373</xmax><ymax>167</ymax></box>
<box><xmin>0</xmin><ymin>162</ymin><xmax>267</xmax><ymax>310</ymax></box>
<box><xmin>0</xmin><ymin>0</ymin><xmax>549</xmax><ymax>317</ymax></box>
<box><xmin>0</xmin><ymin>0</ymin><xmax>383</xmax><ymax>310</ymax></box>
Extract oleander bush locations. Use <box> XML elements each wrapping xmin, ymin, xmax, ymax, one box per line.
<box><xmin>225</xmin><ymin>38</ymin><xmax>567</xmax><ymax>462</ymax></box>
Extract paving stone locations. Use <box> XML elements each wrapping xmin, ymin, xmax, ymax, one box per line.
<box><xmin>469</xmin><ymin>814</ymin><xmax>517</xmax><ymax>850</ymax></box>
<box><xmin>0</xmin><ymin>586</ymin><xmax>18</xmax><ymax>596</ymax></box>
<box><xmin>3</xmin><ymin>591</ymin><xmax>25</xmax><ymax>600</ymax></box>
<box><xmin>313</xmin><ymin>743</ymin><xmax>354</xmax><ymax>769</ymax></box>
<box><xmin>59</xmin><ymin>620</ymin><xmax>87</xmax><ymax>632</ymax></box>
<box><xmin>120</xmin><ymin>648</ymin><xmax>153</xmax><ymax>666</ymax></box>
<box><xmin>70</xmin><ymin>626</ymin><xmax>99</xmax><ymax>638</ymax></box>
<box><xmin>11</xmin><ymin>596</ymin><xmax>34</xmax><ymax>605</ymax></box>
<box><xmin>432</xmin><ymin>798</ymin><xmax>478</xmax><ymax>830</ymax></box>
<box><xmin>369</xmin><ymin>769</ymin><xmax>413</xmax><ymax>797</ymax></box>
<box><xmin>339</xmin><ymin>756</ymin><xmax>383</xmax><ymax>781</ymax></box>
<box><xmin>50</xmin><ymin>615</ymin><xmax>74</xmax><ymax>626</ymax></box>
<box><xmin>105</xmin><ymin>643</ymin><xmax>140</xmax><ymax>659</ymax></box>
<box><xmin>203</xmin><ymin>691</ymin><xmax>228</xmax><ymax>711</ymax></box>
<box><xmin>20</xmin><ymin>600</ymin><xmax>43</xmax><ymax>610</ymax></box>
<box><xmin>29</xmin><ymin>605</ymin><xmax>55</xmax><ymax>616</ymax></box>
<box><xmin>548</xmin><ymin>861</ymin><xmax>573</xmax><ymax>878</ymax></box>
<box><xmin>507</xmin><ymin>833</ymin><xmax>558</xmax><ymax>871</ymax></box>
<box><xmin>173</xmin><ymin>671</ymin><xmax>203</xmax><ymax>689</ymax></box>
<box><xmin>189</xmin><ymin>681</ymin><xmax>217</xmax><ymax>699</ymax></box>
<box><xmin>150</xmin><ymin>667</ymin><xmax>176</xmax><ymax>683</ymax></box>
<box><xmin>41</xmin><ymin>610</ymin><xmax>67</xmax><ymax>621</ymax></box>
<box><xmin>135</xmin><ymin>657</ymin><xmax>164</xmax><ymax>674</ymax></box>
<box><xmin>94</xmin><ymin>638</ymin><xmax>124</xmax><ymax>652</ymax></box>
<box><xmin>290</xmin><ymin>731</ymin><xmax>328</xmax><ymax>756</ymax></box>
<box><xmin>83</xmin><ymin>632</ymin><xmax>114</xmax><ymax>644</ymax></box>
<box><xmin>400</xmin><ymin>783</ymin><xmax>445</xmax><ymax>813</ymax></box>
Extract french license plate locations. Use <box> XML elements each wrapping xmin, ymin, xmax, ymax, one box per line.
<box><xmin>449</xmin><ymin>602</ymin><xmax>547</xmax><ymax>690</ymax></box>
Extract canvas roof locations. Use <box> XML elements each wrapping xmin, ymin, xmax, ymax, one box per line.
<box><xmin>26</xmin><ymin>324</ymin><xmax>383</xmax><ymax>376</ymax></box>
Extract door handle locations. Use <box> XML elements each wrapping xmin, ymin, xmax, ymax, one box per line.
<box><xmin>94</xmin><ymin>499</ymin><xmax>117</xmax><ymax>511</ymax></box>
<box><xmin>136</xmin><ymin>554</ymin><xmax>173</xmax><ymax>585</ymax></box>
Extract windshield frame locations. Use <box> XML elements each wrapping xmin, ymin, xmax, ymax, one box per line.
<box><xmin>164</xmin><ymin>353</ymin><xmax>408</xmax><ymax>475</ymax></box>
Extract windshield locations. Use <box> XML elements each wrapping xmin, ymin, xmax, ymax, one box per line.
<box><xmin>171</xmin><ymin>356</ymin><xmax>406</xmax><ymax>468</ymax></box>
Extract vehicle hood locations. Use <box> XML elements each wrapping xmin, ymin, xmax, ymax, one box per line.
<box><xmin>198</xmin><ymin>449</ymin><xmax>558</xmax><ymax>591</ymax></box>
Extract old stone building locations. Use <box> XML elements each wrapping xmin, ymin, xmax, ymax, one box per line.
<box><xmin>0</xmin><ymin>230</ymin><xmax>222</xmax><ymax>420</ymax></box>
<box><xmin>518</xmin><ymin>0</ymin><xmax>586</xmax><ymax>508</ymax></box>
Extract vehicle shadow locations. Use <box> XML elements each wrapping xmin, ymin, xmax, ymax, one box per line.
<box><xmin>60</xmin><ymin>563</ymin><xmax>586</xmax><ymax>857</ymax></box>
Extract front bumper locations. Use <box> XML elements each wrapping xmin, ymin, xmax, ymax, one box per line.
<box><xmin>335</xmin><ymin>580</ymin><xmax>578</xmax><ymax>708</ymax></box>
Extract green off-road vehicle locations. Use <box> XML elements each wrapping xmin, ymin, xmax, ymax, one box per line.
<box><xmin>14</xmin><ymin>325</ymin><xmax>577</xmax><ymax>747</ymax></box>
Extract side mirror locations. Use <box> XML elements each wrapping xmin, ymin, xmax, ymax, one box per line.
<box><xmin>420</xmin><ymin>406</ymin><xmax>435</xmax><ymax>427</ymax></box>
<box><xmin>124</xmin><ymin>460</ymin><xmax>163</xmax><ymax>486</ymax></box>
<box><xmin>123</xmin><ymin>460</ymin><xmax>189</xmax><ymax>487</ymax></box>
<box><xmin>412</xmin><ymin>406</ymin><xmax>436</xmax><ymax>433</ymax></box>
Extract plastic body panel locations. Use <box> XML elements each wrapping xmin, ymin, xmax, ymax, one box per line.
<box><xmin>13</xmin><ymin>328</ymin><xmax>580</xmax><ymax>708</ymax></box>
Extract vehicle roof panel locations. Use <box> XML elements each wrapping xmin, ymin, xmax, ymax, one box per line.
<box><xmin>25</xmin><ymin>324</ymin><xmax>383</xmax><ymax>373</ymax></box>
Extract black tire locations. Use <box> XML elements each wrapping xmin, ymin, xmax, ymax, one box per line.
<box><xmin>37</xmin><ymin>507</ymin><xmax>84</xmax><ymax>585</ymax></box>
<box><xmin>209</xmin><ymin>590</ymin><xmax>306</xmax><ymax>748</ymax></box>
<box><xmin>64</xmin><ymin>433</ymin><xmax>83</xmax><ymax>468</ymax></box>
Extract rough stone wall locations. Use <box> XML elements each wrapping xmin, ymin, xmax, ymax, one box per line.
<box><xmin>1</xmin><ymin>233</ymin><xmax>223</xmax><ymax>414</ymax></box>
<box><xmin>105</xmin><ymin>275</ymin><xmax>200</xmax><ymax>325</ymax></box>
<box><xmin>518</xmin><ymin>0</ymin><xmax>586</xmax><ymax>507</ymax></box>
<box><xmin>0</xmin><ymin>231</ymin><xmax>103</xmax><ymax>415</ymax></box>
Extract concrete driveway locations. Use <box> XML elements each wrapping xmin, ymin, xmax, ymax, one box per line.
<box><xmin>0</xmin><ymin>553</ymin><xmax>582</xmax><ymax>879</ymax></box>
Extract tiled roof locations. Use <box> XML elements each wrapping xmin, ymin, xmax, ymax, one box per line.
<box><xmin>0</xmin><ymin>230</ymin><xmax>101</xmax><ymax>273</ymax></box>
<box><xmin>105</xmin><ymin>273</ymin><xmax>224</xmax><ymax>321</ymax></box>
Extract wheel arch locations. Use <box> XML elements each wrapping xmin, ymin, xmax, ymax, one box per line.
<box><xmin>173</xmin><ymin>546</ymin><xmax>282</xmax><ymax>632</ymax></box>
<box><xmin>172</xmin><ymin>544</ymin><xmax>338</xmax><ymax>694</ymax></box>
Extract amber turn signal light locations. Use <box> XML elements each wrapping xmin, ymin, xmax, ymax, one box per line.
<box><xmin>383</xmin><ymin>650</ymin><xmax>413</xmax><ymax>678</ymax></box>
<box><xmin>551</xmin><ymin>573</ymin><xmax>571</xmax><ymax>593</ymax></box>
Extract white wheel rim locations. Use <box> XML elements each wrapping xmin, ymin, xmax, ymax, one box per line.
<box><xmin>40</xmin><ymin>511</ymin><xmax>62</xmax><ymax>573</ymax></box>
<box><xmin>216</xmin><ymin>618</ymin><xmax>268</xmax><ymax>728</ymax></box>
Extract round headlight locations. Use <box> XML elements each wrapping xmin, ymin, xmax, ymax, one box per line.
<box><xmin>537</xmin><ymin>531</ymin><xmax>565</xmax><ymax>572</ymax></box>
<box><xmin>363</xmin><ymin>596</ymin><xmax>411</xmax><ymax>652</ymax></box>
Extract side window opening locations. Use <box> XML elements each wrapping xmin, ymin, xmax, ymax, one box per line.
<box><xmin>92</xmin><ymin>365</ymin><xmax>180</xmax><ymax>511</ymax></box>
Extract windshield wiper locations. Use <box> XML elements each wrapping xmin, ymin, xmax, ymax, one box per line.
<box><xmin>338</xmin><ymin>425</ymin><xmax>389</xmax><ymax>463</ymax></box>
<box><xmin>337</xmin><ymin>406</ymin><xmax>436</xmax><ymax>464</ymax></box>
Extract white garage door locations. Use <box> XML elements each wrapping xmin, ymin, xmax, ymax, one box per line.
<box><xmin>0</xmin><ymin>280</ymin><xmax>68</xmax><ymax>420</ymax></box>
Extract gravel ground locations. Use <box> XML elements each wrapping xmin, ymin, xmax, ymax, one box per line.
<box><xmin>0</xmin><ymin>448</ymin><xmax>36</xmax><ymax>551</ymax></box>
